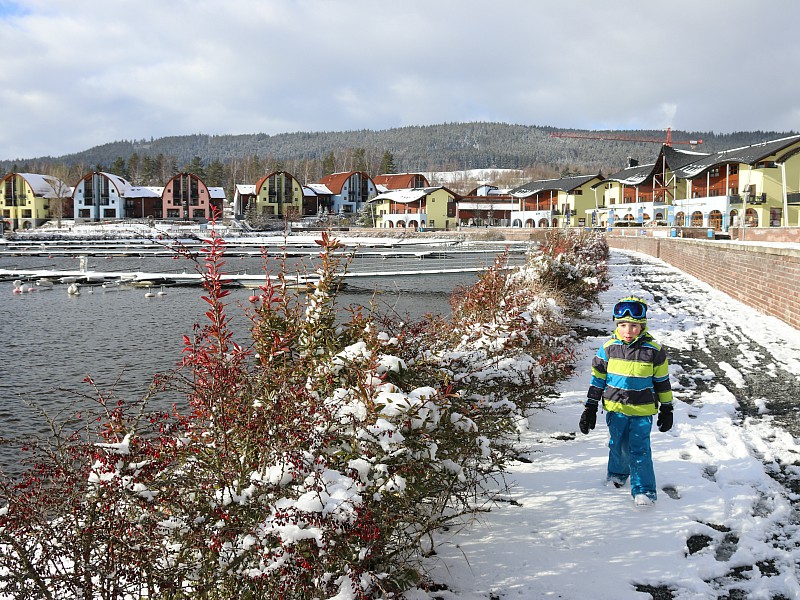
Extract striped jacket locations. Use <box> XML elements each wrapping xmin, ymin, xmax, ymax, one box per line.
<box><xmin>587</xmin><ymin>328</ymin><xmax>673</xmax><ymax>416</ymax></box>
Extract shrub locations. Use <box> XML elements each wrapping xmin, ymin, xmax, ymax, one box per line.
<box><xmin>0</xmin><ymin>228</ymin><xmax>609</xmax><ymax>599</ymax></box>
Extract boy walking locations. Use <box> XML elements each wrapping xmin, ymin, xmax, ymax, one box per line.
<box><xmin>579</xmin><ymin>296</ymin><xmax>673</xmax><ymax>506</ymax></box>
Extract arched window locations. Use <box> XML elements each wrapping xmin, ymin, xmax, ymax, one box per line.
<box><xmin>691</xmin><ymin>211</ymin><xmax>703</xmax><ymax>226</ymax></box>
<box><xmin>512</xmin><ymin>219</ymin><xmax>522</xmax><ymax>227</ymax></box>
<box><xmin>551</xmin><ymin>219</ymin><xmax>558</xmax><ymax>227</ymax></box>
<box><xmin>745</xmin><ymin>208</ymin><xmax>759</xmax><ymax>227</ymax></box>
<box><xmin>525</xmin><ymin>219</ymin><xmax>534</xmax><ymax>228</ymax></box>
<box><xmin>538</xmin><ymin>218</ymin><xmax>548</xmax><ymax>227</ymax></box>
<box><xmin>675</xmin><ymin>211</ymin><xmax>685</xmax><ymax>226</ymax></box>
<box><xmin>708</xmin><ymin>210</ymin><xmax>723</xmax><ymax>230</ymax></box>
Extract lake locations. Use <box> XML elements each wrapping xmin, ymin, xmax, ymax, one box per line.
<box><xmin>0</xmin><ymin>243</ymin><xmax>520</xmax><ymax>471</ymax></box>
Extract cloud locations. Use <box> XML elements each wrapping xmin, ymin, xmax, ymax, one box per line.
<box><xmin>1</xmin><ymin>0</ymin><xmax>799</xmax><ymax>159</ymax></box>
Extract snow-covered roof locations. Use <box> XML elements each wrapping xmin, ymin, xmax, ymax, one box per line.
<box><xmin>369</xmin><ymin>189</ymin><xmax>429</xmax><ymax>204</ymax></box>
<box><xmin>510</xmin><ymin>174</ymin><xmax>601</xmax><ymax>197</ymax></box>
<box><xmin>15</xmin><ymin>173</ymin><xmax>70</xmax><ymax>197</ymax></box>
<box><xmin>235</xmin><ymin>184</ymin><xmax>256</xmax><ymax>195</ymax></box>
<box><xmin>208</xmin><ymin>186</ymin><xmax>226</xmax><ymax>200</ymax></box>
<box><xmin>600</xmin><ymin>163</ymin><xmax>657</xmax><ymax>187</ymax></box>
<box><xmin>127</xmin><ymin>186</ymin><xmax>163</xmax><ymax>198</ymax></box>
<box><xmin>306</xmin><ymin>183</ymin><xmax>334</xmax><ymax>195</ymax></box>
<box><xmin>670</xmin><ymin>134</ymin><xmax>800</xmax><ymax>179</ymax></box>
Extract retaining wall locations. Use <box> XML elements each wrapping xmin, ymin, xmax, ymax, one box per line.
<box><xmin>608</xmin><ymin>236</ymin><xmax>800</xmax><ymax>331</ymax></box>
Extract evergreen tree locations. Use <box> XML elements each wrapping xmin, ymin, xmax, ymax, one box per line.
<box><xmin>379</xmin><ymin>150</ymin><xmax>396</xmax><ymax>175</ymax></box>
<box><xmin>127</xmin><ymin>153</ymin><xmax>140</xmax><ymax>185</ymax></box>
<box><xmin>352</xmin><ymin>148</ymin><xmax>368</xmax><ymax>173</ymax></box>
<box><xmin>184</xmin><ymin>156</ymin><xmax>206</xmax><ymax>179</ymax></box>
<box><xmin>322</xmin><ymin>151</ymin><xmax>336</xmax><ymax>175</ymax></box>
<box><xmin>110</xmin><ymin>156</ymin><xmax>127</xmax><ymax>178</ymax></box>
<box><xmin>206</xmin><ymin>159</ymin><xmax>225</xmax><ymax>187</ymax></box>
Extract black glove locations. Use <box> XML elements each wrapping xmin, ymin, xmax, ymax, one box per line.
<box><xmin>657</xmin><ymin>404</ymin><xmax>673</xmax><ymax>432</ymax></box>
<box><xmin>579</xmin><ymin>404</ymin><xmax>597</xmax><ymax>434</ymax></box>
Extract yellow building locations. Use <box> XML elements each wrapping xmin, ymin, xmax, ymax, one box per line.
<box><xmin>251</xmin><ymin>171</ymin><xmax>304</xmax><ymax>218</ymax></box>
<box><xmin>510</xmin><ymin>174</ymin><xmax>603</xmax><ymax>228</ymax></box>
<box><xmin>1</xmin><ymin>172</ymin><xmax>71</xmax><ymax>230</ymax></box>
<box><xmin>369</xmin><ymin>186</ymin><xmax>458</xmax><ymax>230</ymax></box>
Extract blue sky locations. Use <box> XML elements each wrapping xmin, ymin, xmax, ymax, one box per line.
<box><xmin>1</xmin><ymin>0</ymin><xmax>799</xmax><ymax>160</ymax></box>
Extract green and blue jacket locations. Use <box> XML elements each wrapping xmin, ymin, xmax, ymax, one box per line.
<box><xmin>586</xmin><ymin>327</ymin><xmax>673</xmax><ymax>416</ymax></box>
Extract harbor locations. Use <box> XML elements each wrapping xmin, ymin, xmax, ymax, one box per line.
<box><xmin>0</xmin><ymin>236</ymin><xmax>530</xmax><ymax>289</ymax></box>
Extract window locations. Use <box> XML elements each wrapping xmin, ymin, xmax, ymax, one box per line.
<box><xmin>103</xmin><ymin>209</ymin><xmax>116</xmax><ymax>218</ymax></box>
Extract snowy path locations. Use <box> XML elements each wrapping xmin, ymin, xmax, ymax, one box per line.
<box><xmin>424</xmin><ymin>249</ymin><xmax>800</xmax><ymax>600</ymax></box>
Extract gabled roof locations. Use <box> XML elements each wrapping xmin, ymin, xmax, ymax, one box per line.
<box><xmin>127</xmin><ymin>186</ymin><xmax>163</xmax><ymax>198</ymax></box>
<box><xmin>306</xmin><ymin>183</ymin><xmax>333</xmax><ymax>195</ymax></box>
<box><xmin>235</xmin><ymin>184</ymin><xmax>257</xmax><ymax>196</ymax></box>
<box><xmin>369</xmin><ymin>186</ymin><xmax>458</xmax><ymax>204</ymax></box>
<box><xmin>369</xmin><ymin>189</ymin><xmax>428</xmax><ymax>204</ymax></box>
<box><xmin>599</xmin><ymin>163</ymin><xmax>657</xmax><ymax>187</ymax></box>
<box><xmin>510</xmin><ymin>174</ymin><xmax>602</xmax><ymax>197</ymax></box>
<box><xmin>669</xmin><ymin>134</ymin><xmax>800</xmax><ymax>179</ymax></box>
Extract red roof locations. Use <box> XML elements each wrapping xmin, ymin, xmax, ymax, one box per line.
<box><xmin>372</xmin><ymin>173</ymin><xmax>430</xmax><ymax>189</ymax></box>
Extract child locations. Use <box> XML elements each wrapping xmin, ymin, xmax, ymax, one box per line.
<box><xmin>578</xmin><ymin>295</ymin><xmax>673</xmax><ymax>507</ymax></box>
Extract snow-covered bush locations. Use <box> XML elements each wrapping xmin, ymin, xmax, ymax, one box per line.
<box><xmin>524</xmin><ymin>229</ymin><xmax>610</xmax><ymax>314</ymax></box>
<box><xmin>0</xmin><ymin>229</ymin><xmax>609</xmax><ymax>599</ymax></box>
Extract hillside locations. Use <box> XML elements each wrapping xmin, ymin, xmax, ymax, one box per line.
<box><xmin>2</xmin><ymin>123</ymin><xmax>794</xmax><ymax>191</ymax></box>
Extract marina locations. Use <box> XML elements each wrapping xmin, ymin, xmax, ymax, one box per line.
<box><xmin>0</xmin><ymin>236</ymin><xmax>530</xmax><ymax>289</ymax></box>
<box><xmin>0</xmin><ymin>236</ymin><xmax>522</xmax><ymax>473</ymax></box>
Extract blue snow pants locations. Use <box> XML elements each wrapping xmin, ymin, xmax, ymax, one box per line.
<box><xmin>606</xmin><ymin>411</ymin><xmax>657</xmax><ymax>500</ymax></box>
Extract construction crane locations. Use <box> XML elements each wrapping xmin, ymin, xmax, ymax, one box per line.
<box><xmin>550</xmin><ymin>127</ymin><xmax>702</xmax><ymax>147</ymax></box>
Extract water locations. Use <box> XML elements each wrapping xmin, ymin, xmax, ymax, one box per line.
<box><xmin>0</xmin><ymin>249</ymin><xmax>496</xmax><ymax>471</ymax></box>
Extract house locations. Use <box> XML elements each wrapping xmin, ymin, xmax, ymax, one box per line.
<box><xmin>454</xmin><ymin>185</ymin><xmax>515</xmax><ymax>227</ymax></box>
<box><xmin>1</xmin><ymin>172</ymin><xmax>71</xmax><ymax>230</ymax></box>
<box><xmin>510</xmin><ymin>174</ymin><xmax>603</xmax><ymax>228</ymax></box>
<box><xmin>73</xmin><ymin>171</ymin><xmax>128</xmax><ymax>221</ymax></box>
<box><xmin>162</xmin><ymin>172</ymin><xmax>224</xmax><ymax>222</ymax></box>
<box><xmin>314</xmin><ymin>171</ymin><xmax>377</xmax><ymax>215</ymax></box>
<box><xmin>232</xmin><ymin>184</ymin><xmax>257</xmax><ymax>219</ymax></box>
<box><xmin>125</xmin><ymin>186</ymin><xmax>164</xmax><ymax>219</ymax></box>
<box><xmin>670</xmin><ymin>135</ymin><xmax>800</xmax><ymax>229</ymax></box>
<box><xmin>372</xmin><ymin>173</ymin><xmax>430</xmax><ymax>191</ymax></box>
<box><xmin>369</xmin><ymin>186</ymin><xmax>458</xmax><ymax>230</ymax></box>
<box><xmin>251</xmin><ymin>171</ymin><xmax>304</xmax><ymax>218</ymax></box>
<box><xmin>592</xmin><ymin>135</ymin><xmax>800</xmax><ymax>230</ymax></box>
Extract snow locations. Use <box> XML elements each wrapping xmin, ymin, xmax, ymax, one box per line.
<box><xmin>419</xmin><ymin>249</ymin><xmax>800</xmax><ymax>600</ymax></box>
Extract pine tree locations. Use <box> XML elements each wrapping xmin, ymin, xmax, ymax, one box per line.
<box><xmin>322</xmin><ymin>151</ymin><xmax>336</xmax><ymax>175</ymax></box>
<box><xmin>379</xmin><ymin>150</ymin><xmax>396</xmax><ymax>174</ymax></box>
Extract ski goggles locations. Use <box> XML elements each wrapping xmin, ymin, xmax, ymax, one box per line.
<box><xmin>612</xmin><ymin>300</ymin><xmax>647</xmax><ymax>320</ymax></box>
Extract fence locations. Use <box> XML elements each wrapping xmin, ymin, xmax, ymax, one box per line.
<box><xmin>607</xmin><ymin>236</ymin><xmax>800</xmax><ymax>331</ymax></box>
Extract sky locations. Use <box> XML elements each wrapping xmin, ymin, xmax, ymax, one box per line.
<box><xmin>414</xmin><ymin>249</ymin><xmax>800</xmax><ymax>600</ymax></box>
<box><xmin>1</xmin><ymin>0</ymin><xmax>800</xmax><ymax>161</ymax></box>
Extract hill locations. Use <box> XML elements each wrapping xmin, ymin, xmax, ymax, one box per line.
<box><xmin>1</xmin><ymin>122</ymin><xmax>794</xmax><ymax>188</ymax></box>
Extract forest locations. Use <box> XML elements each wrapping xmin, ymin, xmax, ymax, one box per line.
<box><xmin>0</xmin><ymin>122</ymin><xmax>793</xmax><ymax>195</ymax></box>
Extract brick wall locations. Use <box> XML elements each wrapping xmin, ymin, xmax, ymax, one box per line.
<box><xmin>608</xmin><ymin>237</ymin><xmax>800</xmax><ymax>331</ymax></box>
